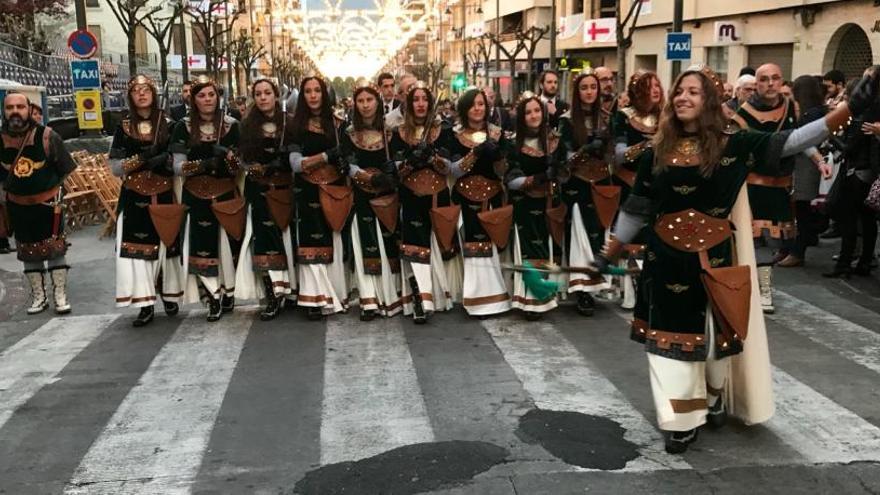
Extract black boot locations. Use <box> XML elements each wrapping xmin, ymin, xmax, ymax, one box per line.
<box><xmin>206</xmin><ymin>296</ymin><xmax>223</xmax><ymax>322</ymax></box>
<box><xmin>408</xmin><ymin>276</ymin><xmax>427</xmax><ymax>324</ymax></box>
<box><xmin>360</xmin><ymin>308</ymin><xmax>377</xmax><ymax>321</ymax></box>
<box><xmin>524</xmin><ymin>311</ymin><xmax>543</xmax><ymax>321</ymax></box>
<box><xmin>221</xmin><ymin>294</ymin><xmax>235</xmax><ymax>313</ymax></box>
<box><xmin>163</xmin><ymin>300</ymin><xmax>180</xmax><ymax>316</ymax></box>
<box><xmin>852</xmin><ymin>263</ymin><xmax>873</xmax><ymax>277</ymax></box>
<box><xmin>576</xmin><ymin>292</ymin><xmax>596</xmax><ymax>316</ymax></box>
<box><xmin>822</xmin><ymin>263</ymin><xmax>851</xmax><ymax>278</ymax></box>
<box><xmin>664</xmin><ymin>428</ymin><xmax>698</xmax><ymax>454</ymax></box>
<box><xmin>260</xmin><ymin>276</ymin><xmax>283</xmax><ymax>321</ymax></box>
<box><xmin>133</xmin><ymin>306</ymin><xmax>155</xmax><ymax>327</ymax></box>
<box><xmin>0</xmin><ymin>237</ymin><xmax>12</xmax><ymax>254</ymax></box>
<box><xmin>707</xmin><ymin>396</ymin><xmax>727</xmax><ymax>429</ymax></box>
<box><xmin>307</xmin><ymin>307</ymin><xmax>324</xmax><ymax>321</ymax></box>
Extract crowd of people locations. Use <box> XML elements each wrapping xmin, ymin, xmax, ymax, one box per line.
<box><xmin>1</xmin><ymin>61</ymin><xmax>878</xmax><ymax>455</ymax></box>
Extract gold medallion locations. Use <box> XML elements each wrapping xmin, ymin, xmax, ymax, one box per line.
<box><xmin>261</xmin><ymin>122</ymin><xmax>278</xmax><ymax>136</ymax></box>
<box><xmin>137</xmin><ymin>120</ymin><xmax>153</xmax><ymax>136</ymax></box>
<box><xmin>199</xmin><ymin>122</ymin><xmax>216</xmax><ymax>138</ymax></box>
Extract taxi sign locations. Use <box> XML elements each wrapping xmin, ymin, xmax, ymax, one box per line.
<box><xmin>70</xmin><ymin>59</ymin><xmax>101</xmax><ymax>90</ymax></box>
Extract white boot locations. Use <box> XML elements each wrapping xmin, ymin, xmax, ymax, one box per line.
<box><xmin>49</xmin><ymin>266</ymin><xmax>72</xmax><ymax>314</ymax></box>
<box><xmin>25</xmin><ymin>270</ymin><xmax>49</xmax><ymax>314</ymax></box>
<box><xmin>758</xmin><ymin>265</ymin><xmax>774</xmax><ymax>314</ymax></box>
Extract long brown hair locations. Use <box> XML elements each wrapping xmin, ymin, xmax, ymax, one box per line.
<box><xmin>401</xmin><ymin>86</ymin><xmax>436</xmax><ymax>136</ymax></box>
<box><xmin>515</xmin><ymin>94</ymin><xmax>549</xmax><ymax>152</ymax></box>
<box><xmin>652</xmin><ymin>70</ymin><xmax>727</xmax><ymax>177</ymax></box>
<box><xmin>628</xmin><ymin>70</ymin><xmax>664</xmax><ymax>116</ymax></box>
<box><xmin>239</xmin><ymin>79</ymin><xmax>291</xmax><ymax>162</ymax></box>
<box><xmin>126</xmin><ymin>77</ymin><xmax>166</xmax><ymax>143</ymax></box>
<box><xmin>187</xmin><ymin>81</ymin><xmax>223</xmax><ymax>146</ymax></box>
<box><xmin>569</xmin><ymin>72</ymin><xmax>602</xmax><ymax>147</ymax></box>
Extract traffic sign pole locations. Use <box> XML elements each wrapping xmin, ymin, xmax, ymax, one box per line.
<box><xmin>672</xmin><ymin>0</ymin><xmax>683</xmax><ymax>79</ymax></box>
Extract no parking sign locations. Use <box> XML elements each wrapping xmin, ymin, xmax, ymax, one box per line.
<box><xmin>68</xmin><ymin>29</ymin><xmax>99</xmax><ymax>60</ymax></box>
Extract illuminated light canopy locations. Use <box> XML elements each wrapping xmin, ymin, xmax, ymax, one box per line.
<box><xmin>284</xmin><ymin>0</ymin><xmax>434</xmax><ymax>79</ymax></box>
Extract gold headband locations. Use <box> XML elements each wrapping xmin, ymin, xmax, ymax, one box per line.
<box><xmin>516</xmin><ymin>90</ymin><xmax>541</xmax><ymax>107</ymax></box>
<box><xmin>407</xmin><ymin>80</ymin><xmax>431</xmax><ymax>97</ymax></box>
<box><xmin>128</xmin><ymin>74</ymin><xmax>156</xmax><ymax>91</ymax></box>
<box><xmin>686</xmin><ymin>64</ymin><xmax>725</xmax><ymax>99</ymax></box>
<box><xmin>353</xmin><ymin>77</ymin><xmax>380</xmax><ymax>94</ymax></box>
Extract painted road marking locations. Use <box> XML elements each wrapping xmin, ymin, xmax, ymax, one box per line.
<box><xmin>64</xmin><ymin>310</ymin><xmax>254</xmax><ymax>494</ymax></box>
<box><xmin>769</xmin><ymin>366</ymin><xmax>880</xmax><ymax>463</ymax></box>
<box><xmin>771</xmin><ymin>290</ymin><xmax>880</xmax><ymax>375</ymax></box>
<box><xmin>482</xmin><ymin>317</ymin><xmax>691</xmax><ymax>472</ymax></box>
<box><xmin>320</xmin><ymin>317</ymin><xmax>434</xmax><ymax>465</ymax></box>
<box><xmin>0</xmin><ymin>314</ymin><xmax>120</xmax><ymax>430</ymax></box>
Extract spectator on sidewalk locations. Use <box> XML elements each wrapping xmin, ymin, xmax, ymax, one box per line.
<box><xmin>779</xmin><ymin>75</ymin><xmax>831</xmax><ymax>267</ymax></box>
<box><xmin>824</xmin><ymin>67</ymin><xmax>880</xmax><ymax>278</ymax></box>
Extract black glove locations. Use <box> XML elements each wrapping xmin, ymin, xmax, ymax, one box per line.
<box><xmin>475</xmin><ymin>139</ymin><xmax>499</xmax><ymax>159</ymax></box>
<box><xmin>370</xmin><ymin>171</ymin><xmax>396</xmax><ymax>191</ymax></box>
<box><xmin>382</xmin><ymin>159</ymin><xmax>399</xmax><ymax>176</ymax></box>
<box><xmin>325</xmin><ymin>146</ymin><xmax>342</xmax><ymax>165</ymax></box>
<box><xmin>584</xmin><ymin>138</ymin><xmax>605</xmax><ymax>157</ymax></box>
<box><xmin>591</xmin><ymin>253</ymin><xmax>610</xmax><ymax>275</ymax></box>
<box><xmin>202</xmin><ymin>157</ymin><xmax>219</xmax><ymax>175</ymax></box>
<box><xmin>265</xmin><ymin>158</ymin><xmax>282</xmax><ymax>170</ymax></box>
<box><xmin>212</xmin><ymin>144</ymin><xmax>229</xmax><ymax>159</ymax></box>
<box><xmin>532</xmin><ymin>172</ymin><xmax>548</xmax><ymax>187</ymax></box>
<box><xmin>848</xmin><ymin>71</ymin><xmax>880</xmax><ymax>116</ymax></box>
<box><xmin>335</xmin><ymin>154</ymin><xmax>351</xmax><ymax>176</ymax></box>
<box><xmin>412</xmin><ymin>143</ymin><xmax>435</xmax><ymax>164</ymax></box>
<box><xmin>146</xmin><ymin>152</ymin><xmax>169</xmax><ymax>171</ymax></box>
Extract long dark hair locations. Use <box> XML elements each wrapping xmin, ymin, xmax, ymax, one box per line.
<box><xmin>515</xmin><ymin>94</ymin><xmax>548</xmax><ymax>152</ymax></box>
<box><xmin>239</xmin><ymin>79</ymin><xmax>286</xmax><ymax>162</ymax></box>
<box><xmin>187</xmin><ymin>81</ymin><xmax>222</xmax><ymax>146</ymax></box>
<box><xmin>292</xmin><ymin>76</ymin><xmax>334</xmax><ymax>139</ymax></box>
<box><xmin>351</xmin><ymin>86</ymin><xmax>384</xmax><ymax>132</ymax></box>
<box><xmin>652</xmin><ymin>70</ymin><xmax>727</xmax><ymax>177</ymax></box>
<box><xmin>569</xmin><ymin>72</ymin><xmax>602</xmax><ymax>147</ymax></box>
<box><xmin>792</xmin><ymin>75</ymin><xmax>825</xmax><ymax>116</ymax></box>
<box><xmin>456</xmin><ymin>88</ymin><xmax>488</xmax><ymax>130</ymax></box>
<box><xmin>126</xmin><ymin>76</ymin><xmax>164</xmax><ymax>143</ymax></box>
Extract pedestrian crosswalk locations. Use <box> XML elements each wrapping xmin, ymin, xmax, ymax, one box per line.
<box><xmin>0</xmin><ymin>287</ymin><xmax>878</xmax><ymax>493</ymax></box>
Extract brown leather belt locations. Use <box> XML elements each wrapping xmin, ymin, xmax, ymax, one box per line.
<box><xmin>184</xmin><ymin>175</ymin><xmax>236</xmax><ymax>200</ymax></box>
<box><xmin>403</xmin><ymin>168</ymin><xmax>447</xmax><ymax>196</ymax></box>
<box><xmin>746</xmin><ymin>172</ymin><xmax>792</xmax><ymax>188</ymax></box>
<box><xmin>7</xmin><ymin>185</ymin><xmax>59</xmax><ymax>205</ymax></box>
<box><xmin>125</xmin><ymin>171</ymin><xmax>173</xmax><ymax>196</ymax></box>
<box><xmin>654</xmin><ymin>209</ymin><xmax>732</xmax><ymax>253</ymax></box>
<box><xmin>455</xmin><ymin>174</ymin><xmax>502</xmax><ymax>202</ymax></box>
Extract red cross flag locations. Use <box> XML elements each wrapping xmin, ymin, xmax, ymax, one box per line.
<box><xmin>583</xmin><ymin>18</ymin><xmax>616</xmax><ymax>44</ymax></box>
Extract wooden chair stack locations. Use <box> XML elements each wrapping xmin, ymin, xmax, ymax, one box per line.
<box><xmin>63</xmin><ymin>151</ymin><xmax>121</xmax><ymax>237</ymax></box>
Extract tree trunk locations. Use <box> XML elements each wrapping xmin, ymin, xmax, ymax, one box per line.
<box><xmin>159</xmin><ymin>47</ymin><xmax>169</xmax><ymax>87</ymax></box>
<box><xmin>128</xmin><ymin>33</ymin><xmax>138</xmax><ymax>77</ymax></box>
<box><xmin>508</xmin><ymin>57</ymin><xmax>517</xmax><ymax>102</ymax></box>
<box><xmin>526</xmin><ymin>52</ymin><xmax>534</xmax><ymax>90</ymax></box>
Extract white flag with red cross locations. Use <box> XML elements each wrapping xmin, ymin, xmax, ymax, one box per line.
<box><xmin>583</xmin><ymin>18</ymin><xmax>616</xmax><ymax>45</ymax></box>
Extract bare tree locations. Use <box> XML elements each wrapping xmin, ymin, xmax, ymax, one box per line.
<box><xmin>474</xmin><ymin>34</ymin><xmax>493</xmax><ymax>85</ymax></box>
<box><xmin>184</xmin><ymin>0</ymin><xmax>241</xmax><ymax>79</ymax></box>
<box><xmin>105</xmin><ymin>0</ymin><xmax>162</xmax><ymax>76</ymax></box>
<box><xmin>139</xmin><ymin>2</ymin><xmax>184</xmax><ymax>87</ymax></box>
<box><xmin>519</xmin><ymin>25</ymin><xmax>550</xmax><ymax>90</ymax></box>
<box><xmin>230</xmin><ymin>33</ymin><xmax>265</xmax><ymax>94</ymax></box>
<box><xmin>616</xmin><ymin>0</ymin><xmax>644</xmax><ymax>92</ymax></box>
<box><xmin>487</xmin><ymin>31</ymin><xmax>525</xmax><ymax>102</ymax></box>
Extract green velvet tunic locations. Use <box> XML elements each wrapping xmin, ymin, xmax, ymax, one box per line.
<box><xmin>629</xmin><ymin>129</ymin><xmax>783</xmax><ymax>362</ymax></box>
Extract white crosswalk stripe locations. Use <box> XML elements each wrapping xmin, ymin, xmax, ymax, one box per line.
<box><xmin>770</xmin><ymin>289</ymin><xmax>880</xmax><ymax>375</ymax></box>
<box><xmin>0</xmin><ymin>314</ymin><xmax>120</xmax><ymax>431</ymax></box>
<box><xmin>0</xmin><ymin>285</ymin><xmax>877</xmax><ymax>492</ymax></box>
<box><xmin>768</xmin><ymin>366</ymin><xmax>880</xmax><ymax>463</ymax></box>
<box><xmin>64</xmin><ymin>309</ymin><xmax>254</xmax><ymax>494</ymax></box>
<box><xmin>481</xmin><ymin>317</ymin><xmax>692</xmax><ymax>472</ymax></box>
<box><xmin>321</xmin><ymin>316</ymin><xmax>434</xmax><ymax>464</ymax></box>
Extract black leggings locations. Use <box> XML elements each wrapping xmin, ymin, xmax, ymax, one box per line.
<box><xmin>835</xmin><ymin>175</ymin><xmax>878</xmax><ymax>268</ymax></box>
<box><xmin>791</xmin><ymin>200</ymin><xmax>819</xmax><ymax>259</ymax></box>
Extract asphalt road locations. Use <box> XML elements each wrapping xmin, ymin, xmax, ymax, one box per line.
<box><xmin>0</xmin><ymin>226</ymin><xmax>879</xmax><ymax>494</ymax></box>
